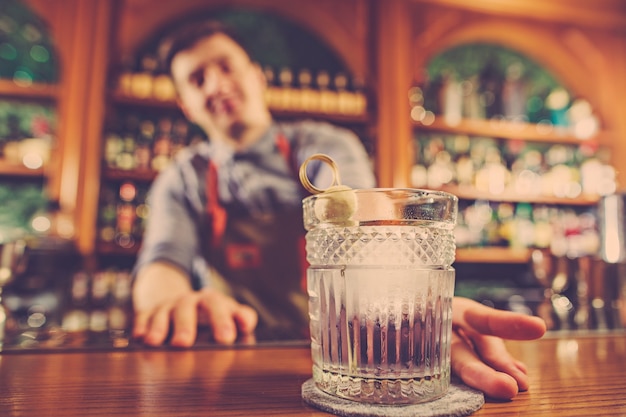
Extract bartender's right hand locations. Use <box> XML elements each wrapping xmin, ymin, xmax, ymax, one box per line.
<box><xmin>132</xmin><ymin>262</ymin><xmax>258</xmax><ymax>347</ymax></box>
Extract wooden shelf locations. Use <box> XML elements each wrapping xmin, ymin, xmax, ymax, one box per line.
<box><xmin>0</xmin><ymin>79</ymin><xmax>59</xmax><ymax>101</ymax></box>
<box><xmin>435</xmin><ymin>184</ymin><xmax>600</xmax><ymax>206</ymax></box>
<box><xmin>0</xmin><ymin>160</ymin><xmax>45</xmax><ymax>178</ymax></box>
<box><xmin>270</xmin><ymin>108</ymin><xmax>369</xmax><ymax>124</ymax></box>
<box><xmin>103</xmin><ymin>167</ymin><xmax>158</xmax><ymax>182</ymax></box>
<box><xmin>96</xmin><ymin>241</ymin><xmax>140</xmax><ymax>255</ymax></box>
<box><xmin>455</xmin><ymin>247</ymin><xmax>532</xmax><ymax>264</ymax></box>
<box><xmin>110</xmin><ymin>93</ymin><xmax>179</xmax><ymax>110</ymax></box>
<box><xmin>413</xmin><ymin>116</ymin><xmax>614</xmax><ymax>145</ymax></box>
<box><xmin>110</xmin><ymin>92</ymin><xmax>369</xmax><ymax>124</ymax></box>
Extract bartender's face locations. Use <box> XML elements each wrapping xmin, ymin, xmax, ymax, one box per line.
<box><xmin>171</xmin><ymin>33</ymin><xmax>269</xmax><ymax>142</ymax></box>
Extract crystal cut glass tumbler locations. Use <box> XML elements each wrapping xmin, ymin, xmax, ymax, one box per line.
<box><xmin>303</xmin><ymin>188</ymin><xmax>458</xmax><ymax>404</ymax></box>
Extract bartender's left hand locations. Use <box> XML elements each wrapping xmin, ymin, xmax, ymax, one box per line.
<box><xmin>450</xmin><ymin>297</ymin><xmax>546</xmax><ymax>400</ymax></box>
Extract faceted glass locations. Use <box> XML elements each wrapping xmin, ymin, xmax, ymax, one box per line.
<box><xmin>303</xmin><ymin>188</ymin><xmax>458</xmax><ymax>404</ymax></box>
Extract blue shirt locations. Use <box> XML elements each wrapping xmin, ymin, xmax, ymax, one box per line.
<box><xmin>135</xmin><ymin>120</ymin><xmax>376</xmax><ymax>287</ymax></box>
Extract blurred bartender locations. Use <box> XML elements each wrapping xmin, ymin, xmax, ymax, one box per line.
<box><xmin>131</xmin><ymin>20</ymin><xmax>546</xmax><ymax>400</ymax></box>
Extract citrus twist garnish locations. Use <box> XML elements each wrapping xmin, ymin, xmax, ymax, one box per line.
<box><xmin>299</xmin><ymin>154</ymin><xmax>357</xmax><ymax>223</ymax></box>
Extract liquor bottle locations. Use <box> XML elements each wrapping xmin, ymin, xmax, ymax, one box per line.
<box><xmin>103</xmin><ymin>132</ymin><xmax>124</xmax><ymax>169</ymax></box>
<box><xmin>533</xmin><ymin>205</ymin><xmax>553</xmax><ymax>249</ymax></box>
<box><xmin>545</xmin><ymin>87</ymin><xmax>570</xmax><ymax>127</ymax></box>
<box><xmin>474</xmin><ymin>146</ymin><xmax>509</xmax><ymax>195</ymax></box>
<box><xmin>115</xmin><ymin>182</ymin><xmax>137</xmax><ymax>249</ymax></box>
<box><xmin>61</xmin><ymin>271</ymin><xmax>90</xmax><ymax>333</ymax></box>
<box><xmin>297</xmin><ymin>69</ymin><xmax>317</xmax><ymax>112</ymax></box>
<box><xmin>130</xmin><ymin>53</ymin><xmax>157</xmax><ymax>99</ymax></box>
<box><xmin>152</xmin><ymin>117</ymin><xmax>173</xmax><ymax>171</ymax></box>
<box><xmin>497</xmin><ymin>202</ymin><xmax>516</xmax><ymax>246</ymax></box>
<box><xmin>579</xmin><ymin>211</ymin><xmax>600</xmax><ymax>257</ymax></box>
<box><xmin>501</xmin><ymin>61</ymin><xmax>528</xmax><ymax>121</ymax></box>
<box><xmin>277</xmin><ymin>67</ymin><xmax>296</xmax><ymax>111</ymax></box>
<box><xmin>108</xmin><ymin>270</ymin><xmax>132</xmax><ymax>333</ymax></box>
<box><xmin>426</xmin><ymin>150</ymin><xmax>455</xmax><ymax>189</ymax></box>
<box><xmin>451</xmin><ymin>134</ymin><xmax>472</xmax><ymax>186</ymax></box>
<box><xmin>134</xmin><ymin>184</ymin><xmax>150</xmax><ymax>239</ymax></box>
<box><xmin>134</xmin><ymin>119</ymin><xmax>154</xmax><ymax>170</ymax></box>
<box><xmin>513</xmin><ymin>202</ymin><xmax>535</xmax><ymax>249</ymax></box>
<box><xmin>590</xmin><ymin>259</ymin><xmax>610</xmax><ymax>330</ymax></box>
<box><xmin>455</xmin><ymin>155</ymin><xmax>474</xmax><ymax>187</ymax></box>
<box><xmin>464</xmin><ymin>200</ymin><xmax>492</xmax><ymax>247</ymax></box>
<box><xmin>97</xmin><ymin>182</ymin><xmax>117</xmax><ymax>243</ymax></box>
<box><xmin>438</xmin><ymin>70</ymin><xmax>462</xmax><ymax>125</ymax></box>
<box><xmin>170</xmin><ymin>118</ymin><xmax>189</xmax><ymax>158</ymax></box>
<box><xmin>461</xmin><ymin>75</ymin><xmax>484</xmax><ymax>120</ymax></box>
<box><xmin>478</xmin><ymin>58</ymin><xmax>504</xmax><ymax>119</ymax></box>
<box><xmin>89</xmin><ymin>271</ymin><xmax>111</xmax><ymax>334</ymax></box>
<box><xmin>421</xmin><ymin>134</ymin><xmax>445</xmax><ymax>167</ymax></box>
<box><xmin>115</xmin><ymin>115</ymin><xmax>139</xmax><ymax>170</ymax></box>
<box><xmin>316</xmin><ymin>70</ymin><xmax>335</xmax><ymax>114</ymax></box>
<box><xmin>422</xmin><ymin>74</ymin><xmax>442</xmax><ymax>115</ymax></box>
<box><xmin>152</xmin><ymin>70</ymin><xmax>176</xmax><ymax>101</ymax></box>
<box><xmin>334</xmin><ymin>72</ymin><xmax>351</xmax><ymax>115</ymax></box>
<box><xmin>550</xmin><ymin>256</ymin><xmax>575</xmax><ymax>330</ymax></box>
<box><xmin>568</xmin><ymin>98</ymin><xmax>600</xmax><ymax>140</ymax></box>
<box><xmin>263</xmin><ymin>66</ymin><xmax>278</xmax><ymax>109</ymax></box>
<box><xmin>482</xmin><ymin>202</ymin><xmax>502</xmax><ymax>247</ymax></box>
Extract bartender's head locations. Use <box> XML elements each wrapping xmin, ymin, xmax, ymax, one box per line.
<box><xmin>160</xmin><ymin>20</ymin><xmax>271</xmax><ymax>148</ymax></box>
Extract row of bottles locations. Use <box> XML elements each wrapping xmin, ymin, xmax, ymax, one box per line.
<box><xmin>263</xmin><ymin>66</ymin><xmax>367</xmax><ymax>116</ymax></box>
<box><xmin>62</xmin><ymin>268</ymin><xmax>133</xmax><ymax>337</ymax></box>
<box><xmin>456</xmin><ymin>200</ymin><xmax>599</xmax><ymax>258</ymax></box>
<box><xmin>98</xmin><ymin>181</ymin><xmax>149</xmax><ymax>249</ymax></box>
<box><xmin>114</xmin><ymin>62</ymin><xmax>367</xmax><ymax>116</ymax></box>
<box><xmin>412</xmin><ymin>133</ymin><xmax>616</xmax><ymax>199</ymax></box>
<box><xmin>414</xmin><ymin>58</ymin><xmax>600</xmax><ymax>139</ymax></box>
<box><xmin>115</xmin><ymin>69</ymin><xmax>176</xmax><ymax>102</ymax></box>
<box><xmin>103</xmin><ymin>113</ymin><xmax>205</xmax><ymax>172</ymax></box>
<box><xmin>0</xmin><ymin>99</ymin><xmax>55</xmax><ymax>169</ymax></box>
<box><xmin>4</xmin><ymin>265</ymin><xmax>134</xmax><ymax>348</ymax></box>
<box><xmin>531</xmin><ymin>253</ymin><xmax>625</xmax><ymax>331</ymax></box>
<box><xmin>458</xmin><ymin>254</ymin><xmax>625</xmax><ymax>331</ymax></box>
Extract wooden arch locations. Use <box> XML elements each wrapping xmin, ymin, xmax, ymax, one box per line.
<box><xmin>114</xmin><ymin>0</ymin><xmax>369</xmax><ymax>80</ymax></box>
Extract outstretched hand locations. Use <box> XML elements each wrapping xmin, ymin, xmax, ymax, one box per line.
<box><xmin>133</xmin><ymin>287</ymin><xmax>258</xmax><ymax>346</ymax></box>
<box><xmin>450</xmin><ymin>297</ymin><xmax>547</xmax><ymax>400</ymax></box>
<box><xmin>132</xmin><ymin>262</ymin><xmax>258</xmax><ymax>347</ymax></box>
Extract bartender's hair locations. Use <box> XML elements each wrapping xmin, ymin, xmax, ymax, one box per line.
<box><xmin>159</xmin><ymin>20</ymin><xmax>252</xmax><ymax>75</ymax></box>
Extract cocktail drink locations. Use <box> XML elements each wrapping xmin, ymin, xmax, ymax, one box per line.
<box><xmin>302</xmin><ymin>186</ymin><xmax>458</xmax><ymax>404</ymax></box>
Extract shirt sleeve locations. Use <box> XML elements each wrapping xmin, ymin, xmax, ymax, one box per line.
<box><xmin>291</xmin><ymin>121</ymin><xmax>377</xmax><ymax>190</ymax></box>
<box><xmin>133</xmin><ymin>160</ymin><xmax>203</xmax><ymax>285</ymax></box>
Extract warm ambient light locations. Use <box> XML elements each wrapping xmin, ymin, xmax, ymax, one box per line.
<box><xmin>22</xmin><ymin>153</ymin><xmax>44</xmax><ymax>169</ymax></box>
<box><xmin>31</xmin><ymin>215</ymin><xmax>51</xmax><ymax>233</ymax></box>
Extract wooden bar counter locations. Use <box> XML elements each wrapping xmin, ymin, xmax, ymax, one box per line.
<box><xmin>1</xmin><ymin>332</ymin><xmax>625</xmax><ymax>416</ymax></box>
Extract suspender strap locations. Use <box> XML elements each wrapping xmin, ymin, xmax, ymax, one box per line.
<box><xmin>275</xmin><ymin>133</ymin><xmax>297</xmax><ymax>174</ymax></box>
<box><xmin>206</xmin><ymin>133</ymin><xmax>294</xmax><ymax>249</ymax></box>
<box><xmin>206</xmin><ymin>160</ymin><xmax>228</xmax><ymax>248</ymax></box>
